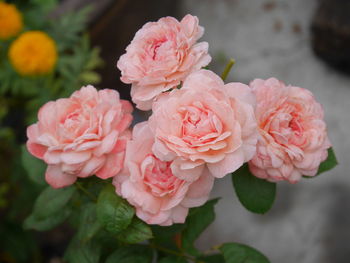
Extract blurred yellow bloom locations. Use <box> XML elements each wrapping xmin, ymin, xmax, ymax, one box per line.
<box><xmin>0</xmin><ymin>2</ymin><xmax>23</xmax><ymax>40</ymax></box>
<box><xmin>9</xmin><ymin>31</ymin><xmax>58</xmax><ymax>76</ymax></box>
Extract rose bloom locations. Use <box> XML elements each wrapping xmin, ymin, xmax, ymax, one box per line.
<box><xmin>26</xmin><ymin>86</ymin><xmax>133</xmax><ymax>188</ymax></box>
<box><xmin>248</xmin><ymin>78</ymin><xmax>331</xmax><ymax>183</ymax></box>
<box><xmin>117</xmin><ymin>14</ymin><xmax>211</xmax><ymax>111</ymax></box>
<box><xmin>148</xmin><ymin>69</ymin><xmax>258</xmax><ymax>181</ymax></box>
<box><xmin>113</xmin><ymin>122</ymin><xmax>214</xmax><ymax>226</ymax></box>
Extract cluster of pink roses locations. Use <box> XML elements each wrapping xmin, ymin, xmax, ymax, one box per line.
<box><xmin>26</xmin><ymin>15</ymin><xmax>330</xmax><ymax>226</ymax></box>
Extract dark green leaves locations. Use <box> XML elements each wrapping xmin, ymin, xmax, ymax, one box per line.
<box><xmin>232</xmin><ymin>165</ymin><xmax>276</xmax><ymax>214</ymax></box>
<box><xmin>117</xmin><ymin>217</ymin><xmax>153</xmax><ymax>244</ymax></box>
<box><xmin>21</xmin><ymin>145</ymin><xmax>46</xmax><ymax>185</ymax></box>
<box><xmin>220</xmin><ymin>243</ymin><xmax>270</xmax><ymax>263</ymax></box>
<box><xmin>97</xmin><ymin>184</ymin><xmax>135</xmax><ymax>235</ymax></box>
<box><xmin>24</xmin><ymin>208</ymin><xmax>71</xmax><ymax>231</ymax></box>
<box><xmin>182</xmin><ymin>198</ymin><xmax>219</xmax><ymax>256</ymax></box>
<box><xmin>317</xmin><ymin>147</ymin><xmax>338</xmax><ymax>175</ymax></box>
<box><xmin>77</xmin><ymin>203</ymin><xmax>101</xmax><ymax>243</ymax></box>
<box><xmin>198</xmin><ymin>254</ymin><xmax>225</xmax><ymax>263</ymax></box>
<box><xmin>151</xmin><ymin>199</ymin><xmax>220</xmax><ymax>258</ymax></box>
<box><xmin>152</xmin><ymin>224</ymin><xmax>185</xmax><ymax>250</ymax></box>
<box><xmin>64</xmin><ymin>236</ymin><xmax>101</xmax><ymax>263</ymax></box>
<box><xmin>24</xmin><ymin>186</ymin><xmax>75</xmax><ymax>231</ymax></box>
<box><xmin>106</xmin><ymin>246</ymin><xmax>153</xmax><ymax>263</ymax></box>
<box><xmin>158</xmin><ymin>256</ymin><xmax>187</xmax><ymax>263</ymax></box>
<box><xmin>29</xmin><ymin>185</ymin><xmax>75</xmax><ymax>218</ymax></box>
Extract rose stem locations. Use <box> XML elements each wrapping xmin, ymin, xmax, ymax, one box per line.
<box><xmin>75</xmin><ymin>181</ymin><xmax>97</xmax><ymax>202</ymax></box>
<box><xmin>221</xmin><ymin>58</ymin><xmax>236</xmax><ymax>81</ymax></box>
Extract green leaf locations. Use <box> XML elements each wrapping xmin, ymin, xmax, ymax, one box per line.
<box><xmin>151</xmin><ymin>224</ymin><xmax>185</xmax><ymax>251</ymax></box>
<box><xmin>23</xmin><ymin>207</ymin><xmax>71</xmax><ymax>231</ymax></box>
<box><xmin>96</xmin><ymin>184</ymin><xmax>134</xmax><ymax>234</ymax></box>
<box><xmin>159</xmin><ymin>255</ymin><xmax>187</xmax><ymax>263</ymax></box>
<box><xmin>219</xmin><ymin>243</ymin><xmax>270</xmax><ymax>263</ymax></box>
<box><xmin>77</xmin><ymin>203</ymin><xmax>101</xmax><ymax>243</ymax></box>
<box><xmin>317</xmin><ymin>147</ymin><xmax>338</xmax><ymax>175</ymax></box>
<box><xmin>85</xmin><ymin>47</ymin><xmax>104</xmax><ymax>70</ymax></box>
<box><xmin>117</xmin><ymin>217</ymin><xmax>153</xmax><ymax>244</ymax></box>
<box><xmin>79</xmin><ymin>71</ymin><xmax>101</xmax><ymax>84</ymax></box>
<box><xmin>105</xmin><ymin>245</ymin><xmax>153</xmax><ymax>263</ymax></box>
<box><xmin>182</xmin><ymin>199</ymin><xmax>219</xmax><ymax>256</ymax></box>
<box><xmin>49</xmin><ymin>6</ymin><xmax>92</xmax><ymax>51</ymax></box>
<box><xmin>30</xmin><ymin>185</ymin><xmax>76</xmax><ymax>219</ymax></box>
<box><xmin>21</xmin><ymin>145</ymin><xmax>46</xmax><ymax>185</ymax></box>
<box><xmin>152</xmin><ymin>224</ymin><xmax>185</xmax><ymax>240</ymax></box>
<box><xmin>23</xmin><ymin>185</ymin><xmax>75</xmax><ymax>231</ymax></box>
<box><xmin>152</xmin><ymin>224</ymin><xmax>185</xmax><ymax>250</ymax></box>
<box><xmin>32</xmin><ymin>0</ymin><xmax>58</xmax><ymax>12</ymax></box>
<box><xmin>232</xmin><ymin>164</ymin><xmax>276</xmax><ymax>214</ymax></box>
<box><xmin>64</xmin><ymin>235</ymin><xmax>101</xmax><ymax>263</ymax></box>
<box><xmin>198</xmin><ymin>254</ymin><xmax>225</xmax><ymax>263</ymax></box>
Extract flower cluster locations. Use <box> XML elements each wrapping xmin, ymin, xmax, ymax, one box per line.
<box><xmin>0</xmin><ymin>2</ymin><xmax>57</xmax><ymax>76</ymax></box>
<box><xmin>26</xmin><ymin>15</ymin><xmax>331</xmax><ymax>226</ymax></box>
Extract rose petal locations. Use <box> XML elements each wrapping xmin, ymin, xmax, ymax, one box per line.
<box><xmin>45</xmin><ymin>165</ymin><xmax>77</xmax><ymax>189</ymax></box>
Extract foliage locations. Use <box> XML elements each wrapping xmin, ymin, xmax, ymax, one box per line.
<box><xmin>0</xmin><ymin>1</ymin><xmax>102</xmax><ymax>262</ymax></box>
<box><xmin>232</xmin><ymin>165</ymin><xmax>276</xmax><ymax>214</ymax></box>
<box><xmin>219</xmin><ymin>243</ymin><xmax>270</xmax><ymax>263</ymax></box>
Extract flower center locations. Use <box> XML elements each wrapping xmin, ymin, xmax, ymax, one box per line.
<box><xmin>143</xmin><ymin>154</ymin><xmax>183</xmax><ymax>197</ymax></box>
<box><xmin>180</xmin><ymin>102</ymin><xmax>222</xmax><ymax>146</ymax></box>
<box><xmin>268</xmin><ymin>102</ymin><xmax>305</xmax><ymax>147</ymax></box>
<box><xmin>149</xmin><ymin>37</ymin><xmax>168</xmax><ymax>60</ymax></box>
<box><xmin>59</xmin><ymin>108</ymin><xmax>90</xmax><ymax>142</ymax></box>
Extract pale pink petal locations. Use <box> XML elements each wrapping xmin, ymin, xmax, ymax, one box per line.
<box><xmin>170</xmin><ymin>158</ymin><xmax>204</xmax><ymax>182</ymax></box>
<box><xmin>182</xmin><ymin>168</ymin><xmax>214</xmax><ymax>207</ymax></box>
<box><xmin>43</xmin><ymin>150</ymin><xmax>61</xmax><ymax>164</ymax></box>
<box><xmin>60</xmin><ymin>151</ymin><xmax>91</xmax><ymax>165</ymax></box>
<box><xmin>96</xmin><ymin>151</ymin><xmax>124</xmax><ymax>179</ymax></box>
<box><xmin>27</xmin><ymin>142</ymin><xmax>47</xmax><ymax>160</ymax></box>
<box><xmin>45</xmin><ymin>165</ymin><xmax>77</xmax><ymax>189</ymax></box>
<box><xmin>94</xmin><ymin>130</ymin><xmax>119</xmax><ymax>156</ymax></box>
<box><xmin>78</xmin><ymin>156</ymin><xmax>106</xmax><ymax>178</ymax></box>
<box><xmin>168</xmin><ymin>205</ymin><xmax>189</xmax><ymax>224</ymax></box>
<box><xmin>207</xmin><ymin>148</ymin><xmax>245</xmax><ymax>178</ymax></box>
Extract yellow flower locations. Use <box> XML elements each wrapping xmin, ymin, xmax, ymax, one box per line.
<box><xmin>0</xmin><ymin>2</ymin><xmax>23</xmax><ymax>40</ymax></box>
<box><xmin>9</xmin><ymin>31</ymin><xmax>58</xmax><ymax>76</ymax></box>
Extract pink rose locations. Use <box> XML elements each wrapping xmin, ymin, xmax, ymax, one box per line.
<box><xmin>26</xmin><ymin>85</ymin><xmax>133</xmax><ymax>188</ymax></box>
<box><xmin>117</xmin><ymin>14</ymin><xmax>211</xmax><ymax>110</ymax></box>
<box><xmin>248</xmin><ymin>78</ymin><xmax>331</xmax><ymax>183</ymax></box>
<box><xmin>148</xmin><ymin>69</ymin><xmax>258</xmax><ymax>181</ymax></box>
<box><xmin>113</xmin><ymin>122</ymin><xmax>214</xmax><ymax>226</ymax></box>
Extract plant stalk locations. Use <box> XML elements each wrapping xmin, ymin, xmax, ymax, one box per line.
<box><xmin>75</xmin><ymin>181</ymin><xmax>97</xmax><ymax>202</ymax></box>
<box><xmin>221</xmin><ymin>58</ymin><xmax>235</xmax><ymax>81</ymax></box>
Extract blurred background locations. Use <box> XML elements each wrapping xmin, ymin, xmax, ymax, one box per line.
<box><xmin>1</xmin><ymin>0</ymin><xmax>349</xmax><ymax>262</ymax></box>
